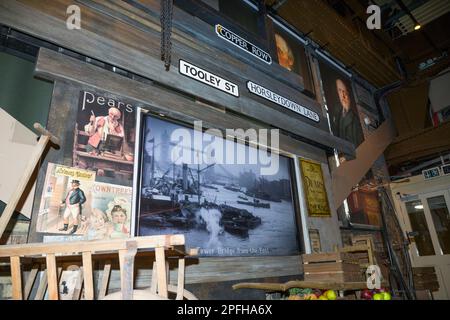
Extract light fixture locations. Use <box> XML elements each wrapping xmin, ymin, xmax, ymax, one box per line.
<box><xmin>415</xmin><ymin>204</ymin><xmax>424</xmax><ymax>210</ymax></box>
<box><xmin>414</xmin><ymin>24</ymin><xmax>421</xmax><ymax>31</ymax></box>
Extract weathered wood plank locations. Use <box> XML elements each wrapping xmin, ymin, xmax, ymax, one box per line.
<box><xmin>23</xmin><ymin>265</ymin><xmax>39</xmax><ymax>300</ymax></box>
<box><xmin>46</xmin><ymin>254</ymin><xmax>58</xmax><ymax>300</ymax></box>
<box><xmin>82</xmin><ymin>252</ymin><xmax>94</xmax><ymax>300</ymax></box>
<box><xmin>155</xmin><ymin>247</ymin><xmax>168</xmax><ymax>298</ymax></box>
<box><xmin>34</xmin><ymin>48</ymin><xmax>343</xmax><ymax>160</ymax></box>
<box><xmin>10</xmin><ymin>256</ymin><xmax>22</xmax><ymax>300</ymax></box>
<box><xmin>98</xmin><ymin>262</ymin><xmax>111</xmax><ymax>299</ymax></box>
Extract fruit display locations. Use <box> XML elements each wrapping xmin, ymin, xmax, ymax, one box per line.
<box><xmin>360</xmin><ymin>288</ymin><xmax>392</xmax><ymax>300</ymax></box>
<box><xmin>286</xmin><ymin>287</ymin><xmax>392</xmax><ymax>300</ymax></box>
<box><xmin>287</xmin><ymin>288</ymin><xmax>337</xmax><ymax>300</ymax></box>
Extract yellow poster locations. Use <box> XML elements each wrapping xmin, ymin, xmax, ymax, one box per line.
<box><xmin>300</xmin><ymin>159</ymin><xmax>331</xmax><ymax>217</ymax></box>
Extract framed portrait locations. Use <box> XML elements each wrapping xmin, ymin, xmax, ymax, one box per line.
<box><xmin>319</xmin><ymin>61</ymin><xmax>364</xmax><ymax>148</ymax></box>
<box><xmin>136</xmin><ymin>115</ymin><xmax>301</xmax><ymax>257</ymax></box>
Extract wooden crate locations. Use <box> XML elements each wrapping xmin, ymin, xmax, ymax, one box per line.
<box><xmin>302</xmin><ymin>252</ymin><xmax>364</xmax><ymax>283</ymax></box>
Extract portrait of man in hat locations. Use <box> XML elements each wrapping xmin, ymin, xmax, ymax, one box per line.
<box><xmin>59</xmin><ymin>179</ymin><xmax>87</xmax><ymax>234</ymax></box>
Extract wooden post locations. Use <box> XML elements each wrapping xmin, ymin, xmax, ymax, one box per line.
<box><xmin>82</xmin><ymin>251</ymin><xmax>94</xmax><ymax>300</ymax></box>
<box><xmin>10</xmin><ymin>256</ymin><xmax>22</xmax><ymax>300</ymax></box>
<box><xmin>176</xmin><ymin>258</ymin><xmax>185</xmax><ymax>300</ymax></box>
<box><xmin>118</xmin><ymin>241</ymin><xmax>137</xmax><ymax>300</ymax></box>
<box><xmin>46</xmin><ymin>254</ymin><xmax>59</xmax><ymax>300</ymax></box>
<box><xmin>150</xmin><ymin>261</ymin><xmax>157</xmax><ymax>294</ymax></box>
<box><xmin>155</xmin><ymin>247</ymin><xmax>168</xmax><ymax>298</ymax></box>
<box><xmin>73</xmin><ymin>267</ymin><xmax>84</xmax><ymax>300</ymax></box>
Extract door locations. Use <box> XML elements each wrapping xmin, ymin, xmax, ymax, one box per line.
<box><xmin>398</xmin><ymin>190</ymin><xmax>450</xmax><ymax>299</ymax></box>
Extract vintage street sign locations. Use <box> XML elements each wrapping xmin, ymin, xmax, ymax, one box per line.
<box><xmin>215</xmin><ymin>24</ymin><xmax>272</xmax><ymax>65</ymax></box>
<box><xmin>423</xmin><ymin>167</ymin><xmax>441</xmax><ymax>180</ymax></box>
<box><xmin>300</xmin><ymin>159</ymin><xmax>331</xmax><ymax>217</ymax></box>
<box><xmin>247</xmin><ymin>81</ymin><xmax>320</xmax><ymax>122</ymax></box>
<box><xmin>179</xmin><ymin>60</ymin><xmax>239</xmax><ymax>97</ymax></box>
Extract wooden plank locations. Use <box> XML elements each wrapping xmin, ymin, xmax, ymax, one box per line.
<box><xmin>35</xmin><ymin>270</ymin><xmax>48</xmax><ymax>300</ymax></box>
<box><xmin>303</xmin><ymin>262</ymin><xmax>360</xmax><ymax>273</ymax></box>
<box><xmin>32</xmin><ymin>48</ymin><xmax>331</xmax><ymax>163</ymax></box>
<box><xmin>118</xmin><ymin>242</ymin><xmax>137</xmax><ymax>300</ymax></box>
<box><xmin>98</xmin><ymin>262</ymin><xmax>112</xmax><ymax>300</ymax></box>
<box><xmin>302</xmin><ymin>252</ymin><xmax>340</xmax><ymax>263</ymax></box>
<box><xmin>150</xmin><ymin>261</ymin><xmax>157</xmax><ymax>294</ymax></box>
<box><xmin>155</xmin><ymin>247</ymin><xmax>168</xmax><ymax>298</ymax></box>
<box><xmin>82</xmin><ymin>252</ymin><xmax>94</xmax><ymax>300</ymax></box>
<box><xmin>233</xmin><ymin>280</ymin><xmax>389</xmax><ymax>291</ymax></box>
<box><xmin>176</xmin><ymin>258</ymin><xmax>185</xmax><ymax>300</ymax></box>
<box><xmin>413</xmin><ymin>267</ymin><xmax>436</xmax><ymax>275</ymax></box>
<box><xmin>72</xmin><ymin>267</ymin><xmax>84</xmax><ymax>300</ymax></box>
<box><xmin>23</xmin><ymin>266</ymin><xmax>39</xmax><ymax>300</ymax></box>
<box><xmin>0</xmin><ymin>235</ymin><xmax>185</xmax><ymax>257</ymax></box>
<box><xmin>10</xmin><ymin>256</ymin><xmax>22</xmax><ymax>300</ymax></box>
<box><xmin>0</xmin><ymin>135</ymin><xmax>50</xmax><ymax>239</ymax></box>
<box><xmin>46</xmin><ymin>254</ymin><xmax>59</xmax><ymax>300</ymax></box>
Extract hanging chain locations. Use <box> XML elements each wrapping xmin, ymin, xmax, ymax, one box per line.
<box><xmin>160</xmin><ymin>0</ymin><xmax>173</xmax><ymax>71</ymax></box>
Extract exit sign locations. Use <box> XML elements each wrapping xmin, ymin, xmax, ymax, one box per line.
<box><xmin>423</xmin><ymin>167</ymin><xmax>441</xmax><ymax>180</ymax></box>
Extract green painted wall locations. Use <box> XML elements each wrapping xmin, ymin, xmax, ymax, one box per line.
<box><xmin>0</xmin><ymin>52</ymin><xmax>53</xmax><ymax>131</ymax></box>
<box><xmin>0</xmin><ymin>52</ymin><xmax>53</xmax><ymax>219</ymax></box>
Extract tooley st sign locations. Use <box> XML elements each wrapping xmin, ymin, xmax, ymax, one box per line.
<box><xmin>179</xmin><ymin>60</ymin><xmax>239</xmax><ymax>97</ymax></box>
<box><xmin>215</xmin><ymin>24</ymin><xmax>272</xmax><ymax>65</ymax></box>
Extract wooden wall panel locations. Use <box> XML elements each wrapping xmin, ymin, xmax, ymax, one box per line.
<box><xmin>0</xmin><ymin>0</ymin><xmax>354</xmax><ymax>156</ymax></box>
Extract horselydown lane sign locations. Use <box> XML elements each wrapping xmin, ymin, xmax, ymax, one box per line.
<box><xmin>247</xmin><ymin>81</ymin><xmax>320</xmax><ymax>123</ymax></box>
<box><xmin>179</xmin><ymin>60</ymin><xmax>239</xmax><ymax>97</ymax></box>
<box><xmin>215</xmin><ymin>24</ymin><xmax>272</xmax><ymax>65</ymax></box>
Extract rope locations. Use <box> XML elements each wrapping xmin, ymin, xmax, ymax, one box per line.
<box><xmin>160</xmin><ymin>0</ymin><xmax>173</xmax><ymax>71</ymax></box>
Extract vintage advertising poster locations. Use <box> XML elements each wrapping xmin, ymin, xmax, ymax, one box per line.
<box><xmin>319</xmin><ymin>61</ymin><xmax>364</xmax><ymax>149</ymax></box>
<box><xmin>73</xmin><ymin>90</ymin><xmax>136</xmax><ymax>185</ymax></box>
<box><xmin>308</xmin><ymin>229</ymin><xmax>322</xmax><ymax>253</ymax></box>
<box><xmin>37</xmin><ymin>163</ymin><xmax>132</xmax><ymax>239</ymax></box>
<box><xmin>300</xmin><ymin>159</ymin><xmax>331</xmax><ymax>217</ymax></box>
<box><xmin>138</xmin><ymin>115</ymin><xmax>300</xmax><ymax>257</ymax></box>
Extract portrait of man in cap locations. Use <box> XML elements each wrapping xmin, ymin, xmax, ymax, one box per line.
<box><xmin>59</xmin><ymin>179</ymin><xmax>86</xmax><ymax>234</ymax></box>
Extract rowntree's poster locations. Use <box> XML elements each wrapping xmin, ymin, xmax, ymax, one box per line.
<box><xmin>37</xmin><ymin>163</ymin><xmax>132</xmax><ymax>240</ymax></box>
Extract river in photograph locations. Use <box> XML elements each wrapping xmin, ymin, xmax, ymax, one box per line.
<box><xmin>139</xmin><ymin>184</ymin><xmax>300</xmax><ymax>256</ymax></box>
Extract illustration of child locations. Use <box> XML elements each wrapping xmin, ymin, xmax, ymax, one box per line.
<box><xmin>105</xmin><ymin>197</ymin><xmax>131</xmax><ymax>239</ymax></box>
<box><xmin>84</xmin><ymin>208</ymin><xmax>111</xmax><ymax>240</ymax></box>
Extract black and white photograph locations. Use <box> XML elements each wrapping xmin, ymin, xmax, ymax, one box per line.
<box><xmin>138</xmin><ymin>116</ymin><xmax>300</xmax><ymax>256</ymax></box>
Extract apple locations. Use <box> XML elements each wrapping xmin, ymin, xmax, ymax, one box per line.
<box><xmin>373</xmin><ymin>293</ymin><xmax>383</xmax><ymax>300</ymax></box>
<box><xmin>324</xmin><ymin>290</ymin><xmax>337</xmax><ymax>300</ymax></box>
<box><xmin>381</xmin><ymin>292</ymin><xmax>392</xmax><ymax>300</ymax></box>
<box><xmin>361</xmin><ymin>289</ymin><xmax>373</xmax><ymax>300</ymax></box>
<box><xmin>305</xmin><ymin>294</ymin><xmax>318</xmax><ymax>300</ymax></box>
<box><xmin>319</xmin><ymin>295</ymin><xmax>328</xmax><ymax>300</ymax></box>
